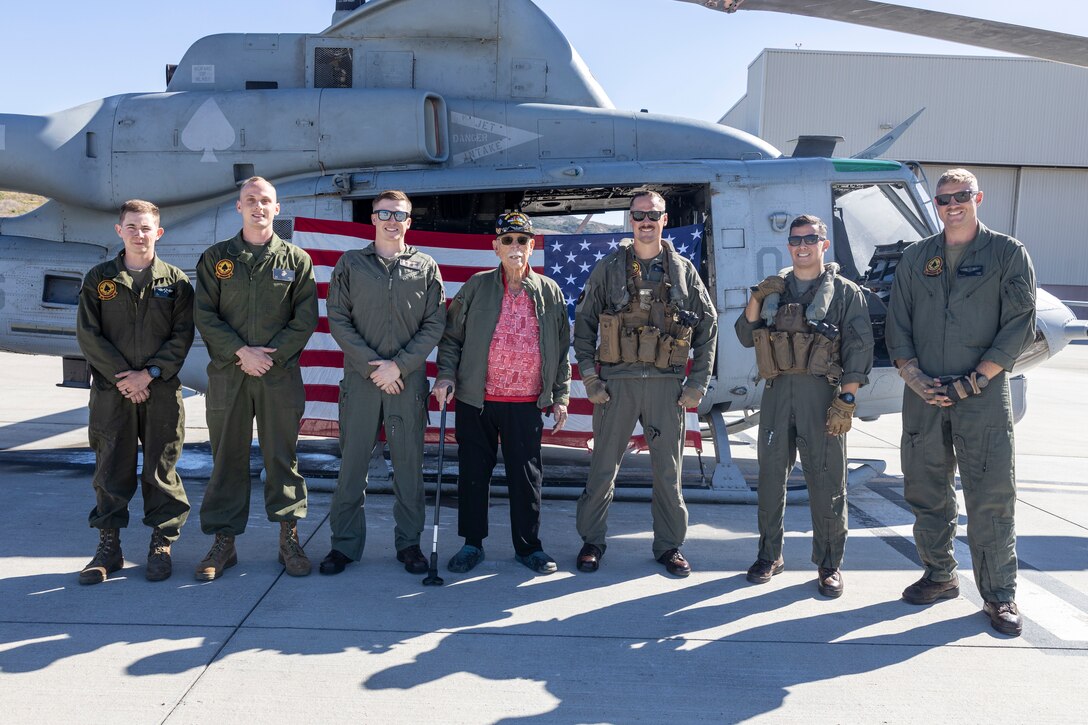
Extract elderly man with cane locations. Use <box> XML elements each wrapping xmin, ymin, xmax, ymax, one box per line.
<box><xmin>432</xmin><ymin>211</ymin><xmax>571</xmax><ymax>575</ymax></box>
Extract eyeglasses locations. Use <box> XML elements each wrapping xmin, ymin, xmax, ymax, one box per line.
<box><xmin>374</xmin><ymin>209</ymin><xmax>410</xmax><ymax>222</ymax></box>
<box><xmin>499</xmin><ymin>235</ymin><xmax>532</xmax><ymax>246</ymax></box>
<box><xmin>787</xmin><ymin>234</ymin><xmax>824</xmax><ymax>246</ymax></box>
<box><xmin>630</xmin><ymin>210</ymin><xmax>664</xmax><ymax>222</ymax></box>
<box><xmin>934</xmin><ymin>190</ymin><xmax>978</xmax><ymax>206</ymax></box>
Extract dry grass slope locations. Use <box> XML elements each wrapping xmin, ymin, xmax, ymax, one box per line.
<box><xmin>0</xmin><ymin>192</ymin><xmax>47</xmax><ymax>217</ymax></box>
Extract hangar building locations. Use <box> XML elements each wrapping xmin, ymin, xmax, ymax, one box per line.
<box><xmin>721</xmin><ymin>49</ymin><xmax>1088</xmax><ymax>311</ymax></box>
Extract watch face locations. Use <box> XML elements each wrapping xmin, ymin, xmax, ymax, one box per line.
<box><xmin>839</xmin><ymin>393</ymin><xmax>855</xmax><ymax>404</ymax></box>
<box><xmin>148</xmin><ymin>366</ymin><xmax>161</xmax><ymax>379</ymax></box>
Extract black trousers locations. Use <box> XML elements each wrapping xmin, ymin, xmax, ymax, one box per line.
<box><xmin>455</xmin><ymin>400</ymin><xmax>544</xmax><ymax>557</ymax></box>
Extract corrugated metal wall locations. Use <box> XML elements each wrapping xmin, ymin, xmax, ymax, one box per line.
<box><xmin>749</xmin><ymin>50</ymin><xmax>1088</xmax><ymax>167</ymax></box>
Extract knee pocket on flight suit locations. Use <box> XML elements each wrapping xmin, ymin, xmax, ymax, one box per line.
<box><xmin>901</xmin><ymin>431</ymin><xmax>927</xmax><ymax>489</ymax></box>
<box><xmin>796</xmin><ymin>434</ymin><xmax>828</xmax><ymax>474</ymax></box>
<box><xmin>88</xmin><ymin>389</ymin><xmax>125</xmax><ymax>447</ymax></box>
<box><xmin>205</xmin><ymin>368</ymin><xmax>236</xmax><ymax>415</ymax></box>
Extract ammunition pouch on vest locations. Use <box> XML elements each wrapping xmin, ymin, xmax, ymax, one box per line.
<box><xmin>596</xmin><ymin>246</ymin><xmax>696</xmax><ymax>370</ymax></box>
<box><xmin>751</xmin><ymin>299</ymin><xmax>842</xmax><ymax>383</ymax></box>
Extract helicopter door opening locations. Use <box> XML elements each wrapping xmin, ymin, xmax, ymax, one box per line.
<box><xmin>831</xmin><ymin>181</ymin><xmax>933</xmax><ymax>366</ymax></box>
<box><xmin>349</xmin><ymin>185</ymin><xmax>710</xmax><ymax>246</ymax></box>
<box><xmin>831</xmin><ymin>181</ymin><xmax>930</xmax><ymax>282</ymax></box>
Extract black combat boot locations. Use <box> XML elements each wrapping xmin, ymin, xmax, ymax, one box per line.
<box><xmin>146</xmin><ymin>528</ymin><xmax>173</xmax><ymax>582</ymax></box>
<box><xmin>79</xmin><ymin>528</ymin><xmax>123</xmax><ymax>585</ymax></box>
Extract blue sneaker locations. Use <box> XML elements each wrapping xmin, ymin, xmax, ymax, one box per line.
<box><xmin>516</xmin><ymin>550</ymin><xmax>558</xmax><ymax>575</ymax></box>
<box><xmin>447</xmin><ymin>544</ymin><xmax>484</xmax><ymax>573</ymax></box>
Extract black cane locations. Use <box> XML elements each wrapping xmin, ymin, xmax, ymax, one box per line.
<box><xmin>422</xmin><ymin>398</ymin><xmax>448</xmax><ymax>586</ymax></box>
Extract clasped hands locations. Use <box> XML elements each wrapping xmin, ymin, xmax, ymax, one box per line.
<box><xmin>899</xmin><ymin>358</ymin><xmax>986</xmax><ymax>407</ymax></box>
<box><xmin>114</xmin><ymin>369</ymin><xmax>152</xmax><ymax>403</ymax></box>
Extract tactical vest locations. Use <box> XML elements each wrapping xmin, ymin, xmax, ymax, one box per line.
<box><xmin>751</xmin><ymin>270</ymin><xmax>843</xmax><ymax>384</ymax></box>
<box><xmin>595</xmin><ymin>245</ymin><xmax>695</xmax><ymax>369</ymax></box>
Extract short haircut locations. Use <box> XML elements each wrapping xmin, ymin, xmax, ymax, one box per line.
<box><xmin>238</xmin><ymin>176</ymin><xmax>276</xmax><ymax>200</ymax></box>
<box><xmin>790</xmin><ymin>213</ymin><xmax>827</xmax><ymax>238</ymax></box>
<box><xmin>118</xmin><ymin>199</ymin><xmax>160</xmax><ymax>225</ymax></box>
<box><xmin>372</xmin><ymin>189</ymin><xmax>412</xmax><ymax>213</ymax></box>
<box><xmin>936</xmin><ymin>168</ymin><xmax>978</xmax><ymax>190</ymax></box>
<box><xmin>630</xmin><ymin>191</ymin><xmax>666</xmax><ymax>210</ymax></box>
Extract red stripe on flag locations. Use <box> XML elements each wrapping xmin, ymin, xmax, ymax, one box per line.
<box><xmin>309</xmin><ymin>249</ymin><xmax>348</xmax><ymax>267</ymax></box>
<box><xmin>294</xmin><ymin>215</ymin><xmax>703</xmax><ymax>454</ymax></box>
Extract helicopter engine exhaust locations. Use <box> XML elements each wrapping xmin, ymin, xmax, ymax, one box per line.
<box><xmin>0</xmin><ymin>88</ymin><xmax>448</xmax><ymax>211</ymax></box>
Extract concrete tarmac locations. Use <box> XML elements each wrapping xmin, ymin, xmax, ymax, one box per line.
<box><xmin>1</xmin><ymin>348</ymin><xmax>1086</xmax><ymax>724</ymax></box>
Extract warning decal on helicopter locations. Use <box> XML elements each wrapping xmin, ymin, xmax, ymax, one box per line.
<box><xmin>449</xmin><ymin>112</ymin><xmax>541</xmax><ymax>166</ymax></box>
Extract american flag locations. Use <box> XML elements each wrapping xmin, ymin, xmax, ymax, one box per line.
<box><xmin>293</xmin><ymin>217</ymin><xmax>705</xmax><ymax>450</ymax></box>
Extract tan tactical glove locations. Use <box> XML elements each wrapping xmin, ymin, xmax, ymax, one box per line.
<box><xmin>898</xmin><ymin>358</ymin><xmax>937</xmax><ymax>401</ymax></box>
<box><xmin>678</xmin><ymin>386</ymin><xmax>703</xmax><ymax>409</ymax></box>
<box><xmin>938</xmin><ymin>371</ymin><xmax>988</xmax><ymax>403</ymax></box>
<box><xmin>750</xmin><ymin>275</ymin><xmax>787</xmax><ymax>302</ymax></box>
<box><xmin>826</xmin><ymin>396</ymin><xmax>856</xmax><ymax>436</ymax></box>
<box><xmin>582</xmin><ymin>373</ymin><xmax>610</xmax><ymax>405</ymax></box>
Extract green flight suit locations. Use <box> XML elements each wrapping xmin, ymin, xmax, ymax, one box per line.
<box><xmin>735</xmin><ymin>269</ymin><xmax>873</xmax><ymax>569</ymax></box>
<box><xmin>886</xmin><ymin>222</ymin><xmax>1036</xmax><ymax>603</ymax></box>
<box><xmin>573</xmin><ymin>240</ymin><xmax>718</xmax><ymax>558</ymax></box>
<box><xmin>76</xmin><ymin>253</ymin><xmax>195</xmax><ymax>541</ymax></box>
<box><xmin>326</xmin><ymin>244</ymin><xmax>445</xmax><ymax>557</ymax></box>
<box><xmin>194</xmin><ymin>232</ymin><xmax>319</xmax><ymax>536</ymax></box>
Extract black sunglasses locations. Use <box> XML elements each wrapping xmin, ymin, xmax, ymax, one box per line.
<box><xmin>630</xmin><ymin>210</ymin><xmax>664</xmax><ymax>222</ymax></box>
<box><xmin>787</xmin><ymin>234</ymin><xmax>824</xmax><ymax>246</ymax></box>
<box><xmin>374</xmin><ymin>209</ymin><xmax>410</xmax><ymax>221</ymax></box>
<box><xmin>499</xmin><ymin>235</ymin><xmax>532</xmax><ymax>246</ymax></box>
<box><xmin>934</xmin><ymin>190</ymin><xmax>977</xmax><ymax>206</ymax></box>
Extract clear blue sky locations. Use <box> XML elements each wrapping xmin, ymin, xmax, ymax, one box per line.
<box><xmin>0</xmin><ymin>0</ymin><xmax>1085</xmax><ymax>121</ymax></box>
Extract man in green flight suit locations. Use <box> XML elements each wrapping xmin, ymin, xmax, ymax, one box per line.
<box><xmin>887</xmin><ymin>168</ymin><xmax>1036</xmax><ymax>636</ymax></box>
<box><xmin>76</xmin><ymin>199</ymin><xmax>195</xmax><ymax>584</ymax></box>
<box><xmin>318</xmin><ymin>190</ymin><xmax>446</xmax><ymax>576</ymax></box>
<box><xmin>573</xmin><ymin>191</ymin><xmax>718</xmax><ymax>577</ymax></box>
<box><xmin>735</xmin><ymin>214</ymin><xmax>873</xmax><ymax>597</ymax></box>
<box><xmin>194</xmin><ymin>176</ymin><xmax>319</xmax><ymax>580</ymax></box>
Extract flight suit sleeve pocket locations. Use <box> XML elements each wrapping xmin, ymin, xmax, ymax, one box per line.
<box><xmin>1002</xmin><ymin>275</ymin><xmax>1034</xmax><ymax>313</ymax></box>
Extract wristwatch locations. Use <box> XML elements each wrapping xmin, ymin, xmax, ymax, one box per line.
<box><xmin>147</xmin><ymin>365</ymin><xmax>162</xmax><ymax>380</ymax></box>
<box><xmin>838</xmin><ymin>392</ymin><xmax>855</xmax><ymax>405</ymax></box>
<box><xmin>974</xmin><ymin>372</ymin><xmax>989</xmax><ymax>389</ymax></box>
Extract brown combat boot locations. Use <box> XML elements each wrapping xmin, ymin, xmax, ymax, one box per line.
<box><xmin>145</xmin><ymin>528</ymin><xmax>173</xmax><ymax>582</ymax></box>
<box><xmin>279</xmin><ymin>520</ymin><xmax>311</xmax><ymax>577</ymax></box>
<box><xmin>79</xmin><ymin>528</ymin><xmax>123</xmax><ymax>585</ymax></box>
<box><xmin>195</xmin><ymin>533</ymin><xmax>237</xmax><ymax>581</ymax></box>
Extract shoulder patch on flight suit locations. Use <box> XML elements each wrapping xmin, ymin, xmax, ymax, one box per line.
<box><xmin>215</xmin><ymin>259</ymin><xmax>235</xmax><ymax>279</ymax></box>
<box><xmin>924</xmin><ymin>256</ymin><xmax>943</xmax><ymax>276</ymax></box>
<box><xmin>152</xmin><ymin>285</ymin><xmax>177</xmax><ymax>299</ymax></box>
<box><xmin>97</xmin><ymin>279</ymin><xmax>118</xmax><ymax>300</ymax></box>
<box><xmin>273</xmin><ymin>268</ymin><xmax>296</xmax><ymax>282</ymax></box>
<box><xmin>957</xmin><ymin>265</ymin><xmax>984</xmax><ymax>277</ymax></box>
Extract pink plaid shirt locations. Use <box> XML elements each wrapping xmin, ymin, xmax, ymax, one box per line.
<box><xmin>484</xmin><ymin>273</ymin><xmax>543</xmax><ymax>403</ymax></box>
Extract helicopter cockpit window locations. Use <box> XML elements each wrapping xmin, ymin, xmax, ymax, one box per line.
<box><xmin>315</xmin><ymin>47</ymin><xmax>353</xmax><ymax>89</ymax></box>
<box><xmin>831</xmin><ymin>182</ymin><xmax>929</xmax><ymax>282</ymax></box>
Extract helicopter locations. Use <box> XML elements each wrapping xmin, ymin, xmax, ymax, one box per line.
<box><xmin>0</xmin><ymin>0</ymin><xmax>1084</xmax><ymax>496</ymax></box>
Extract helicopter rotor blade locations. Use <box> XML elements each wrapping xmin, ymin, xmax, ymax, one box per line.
<box><xmin>674</xmin><ymin>0</ymin><xmax>1088</xmax><ymax>68</ymax></box>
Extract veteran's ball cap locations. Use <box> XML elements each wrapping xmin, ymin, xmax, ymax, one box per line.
<box><xmin>496</xmin><ymin>210</ymin><xmax>534</xmax><ymax>235</ymax></box>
